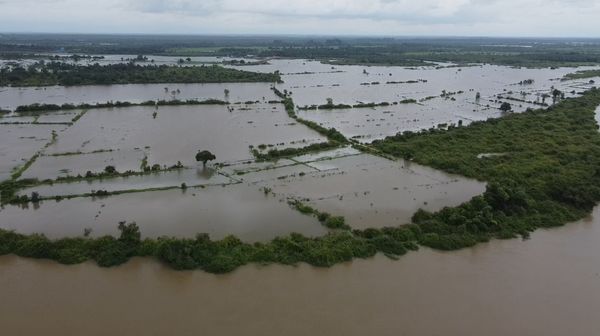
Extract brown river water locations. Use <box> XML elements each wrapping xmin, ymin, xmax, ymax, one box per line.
<box><xmin>1</xmin><ymin>206</ymin><xmax>599</xmax><ymax>335</ymax></box>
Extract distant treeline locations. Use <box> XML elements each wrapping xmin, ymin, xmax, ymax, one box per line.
<box><xmin>4</xmin><ymin>35</ymin><xmax>600</xmax><ymax>68</ymax></box>
<box><xmin>245</xmin><ymin>46</ymin><xmax>600</xmax><ymax>68</ymax></box>
<box><xmin>0</xmin><ymin>62</ymin><xmax>281</xmax><ymax>87</ymax></box>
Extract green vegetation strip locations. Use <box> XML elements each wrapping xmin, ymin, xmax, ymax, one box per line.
<box><xmin>563</xmin><ymin>70</ymin><xmax>600</xmax><ymax>80</ymax></box>
<box><xmin>289</xmin><ymin>200</ymin><xmax>350</xmax><ymax>230</ymax></box>
<box><xmin>0</xmin><ymin>220</ymin><xmax>419</xmax><ymax>273</ymax></box>
<box><xmin>1</xmin><ymin>62</ymin><xmax>281</xmax><ymax>87</ymax></box>
<box><xmin>251</xmin><ymin>87</ymin><xmax>349</xmax><ymax>161</ymax></box>
<box><xmin>253</xmin><ymin>141</ymin><xmax>340</xmax><ymax>161</ymax></box>
<box><xmin>2</xmin><ymin>89</ymin><xmax>600</xmax><ymax>273</ymax></box>
<box><xmin>14</xmin><ymin>99</ymin><xmax>231</xmax><ymax>113</ymax></box>
<box><xmin>299</xmin><ymin>101</ymin><xmax>418</xmax><ymax>110</ymax></box>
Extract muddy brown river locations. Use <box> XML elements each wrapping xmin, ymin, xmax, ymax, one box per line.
<box><xmin>1</xmin><ymin>206</ymin><xmax>599</xmax><ymax>335</ymax></box>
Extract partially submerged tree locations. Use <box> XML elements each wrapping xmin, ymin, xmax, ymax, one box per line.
<box><xmin>104</xmin><ymin>165</ymin><xmax>117</xmax><ymax>174</ymax></box>
<box><xmin>196</xmin><ymin>150</ymin><xmax>216</xmax><ymax>166</ymax></box>
<box><xmin>552</xmin><ymin>89</ymin><xmax>564</xmax><ymax>102</ymax></box>
<box><xmin>500</xmin><ymin>102</ymin><xmax>512</xmax><ymax>112</ymax></box>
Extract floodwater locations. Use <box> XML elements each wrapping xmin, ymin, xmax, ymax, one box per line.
<box><xmin>0</xmin><ymin>183</ymin><xmax>326</xmax><ymax>241</ymax></box>
<box><xmin>0</xmin><ymin>124</ymin><xmax>66</xmax><ymax>182</ymax></box>
<box><xmin>1</xmin><ymin>206</ymin><xmax>599</xmax><ymax>335</ymax></box>
<box><xmin>42</xmin><ymin>103</ymin><xmax>326</xmax><ymax>168</ymax></box>
<box><xmin>21</xmin><ymin>148</ymin><xmax>146</xmax><ymax>181</ymax></box>
<box><xmin>228</xmin><ymin>59</ymin><xmax>600</xmax><ymax>141</ymax></box>
<box><xmin>257</xmin><ymin>152</ymin><xmax>486</xmax><ymax>228</ymax></box>
<box><xmin>0</xmin><ymin>82</ymin><xmax>277</xmax><ymax>111</ymax></box>
<box><xmin>18</xmin><ymin>166</ymin><xmax>234</xmax><ymax>197</ymax></box>
<box><xmin>296</xmin><ymin>99</ymin><xmax>495</xmax><ymax>142</ymax></box>
<box><xmin>6</xmin><ymin>150</ymin><xmax>483</xmax><ymax>237</ymax></box>
<box><xmin>234</xmin><ymin>59</ymin><xmax>598</xmax><ymax>107</ymax></box>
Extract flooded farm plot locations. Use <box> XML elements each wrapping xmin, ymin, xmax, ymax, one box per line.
<box><xmin>296</xmin><ymin>99</ymin><xmax>501</xmax><ymax>142</ymax></box>
<box><xmin>228</xmin><ymin>60</ymin><xmax>599</xmax><ymax>140</ymax></box>
<box><xmin>0</xmin><ymin>124</ymin><xmax>67</xmax><ymax>182</ymax></box>
<box><xmin>244</xmin><ymin>151</ymin><xmax>486</xmax><ymax>228</ymax></box>
<box><xmin>34</xmin><ymin>111</ymin><xmax>79</xmax><ymax>123</ymax></box>
<box><xmin>0</xmin><ymin>183</ymin><xmax>327</xmax><ymax>242</ymax></box>
<box><xmin>5</xmin><ymin>145</ymin><xmax>484</xmax><ymax>239</ymax></box>
<box><xmin>18</xmin><ymin>167</ymin><xmax>234</xmax><ymax>197</ymax></box>
<box><xmin>21</xmin><ymin>149</ymin><xmax>146</xmax><ymax>180</ymax></box>
<box><xmin>233</xmin><ymin>161</ymin><xmax>321</xmax><ymax>184</ymax></box>
<box><xmin>0</xmin><ymin>82</ymin><xmax>278</xmax><ymax>111</ymax></box>
<box><xmin>41</xmin><ymin>103</ymin><xmax>327</xmax><ymax>168</ymax></box>
<box><xmin>222</xmin><ymin>147</ymin><xmax>360</xmax><ymax>184</ymax></box>
<box><xmin>0</xmin><ymin>114</ymin><xmax>37</xmax><ymax>123</ymax></box>
<box><xmin>234</xmin><ymin>60</ymin><xmax>596</xmax><ymax>106</ymax></box>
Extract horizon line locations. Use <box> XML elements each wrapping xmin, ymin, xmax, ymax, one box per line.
<box><xmin>2</xmin><ymin>32</ymin><xmax>600</xmax><ymax>40</ymax></box>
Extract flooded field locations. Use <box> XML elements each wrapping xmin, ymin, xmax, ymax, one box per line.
<box><xmin>296</xmin><ymin>99</ymin><xmax>492</xmax><ymax>142</ymax></box>
<box><xmin>0</xmin><ymin>82</ymin><xmax>277</xmax><ymax>111</ymax></box>
<box><xmin>5</xmin><ymin>148</ymin><xmax>483</xmax><ymax>238</ymax></box>
<box><xmin>249</xmin><ymin>151</ymin><xmax>485</xmax><ymax>228</ymax></box>
<box><xmin>21</xmin><ymin>149</ymin><xmax>146</xmax><ymax>181</ymax></box>
<box><xmin>2</xmin><ymin>205</ymin><xmax>599</xmax><ymax>335</ymax></box>
<box><xmin>1</xmin><ymin>60</ymin><xmax>595</xmax><ymax>242</ymax></box>
<box><xmin>237</xmin><ymin>59</ymin><xmax>598</xmax><ymax>107</ymax></box>
<box><xmin>19</xmin><ymin>167</ymin><xmax>233</xmax><ymax>196</ymax></box>
<box><xmin>0</xmin><ymin>183</ymin><xmax>327</xmax><ymax>241</ymax></box>
<box><xmin>229</xmin><ymin>59</ymin><xmax>600</xmax><ymax>141</ymax></box>
<box><xmin>40</xmin><ymin>103</ymin><xmax>326</xmax><ymax>167</ymax></box>
<box><xmin>0</xmin><ymin>124</ymin><xmax>67</xmax><ymax>181</ymax></box>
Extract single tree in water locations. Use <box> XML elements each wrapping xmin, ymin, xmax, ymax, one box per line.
<box><xmin>500</xmin><ymin>102</ymin><xmax>512</xmax><ymax>112</ymax></box>
<box><xmin>196</xmin><ymin>150</ymin><xmax>216</xmax><ymax>166</ymax></box>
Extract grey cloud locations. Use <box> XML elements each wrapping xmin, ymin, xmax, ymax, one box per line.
<box><xmin>0</xmin><ymin>0</ymin><xmax>598</xmax><ymax>36</ymax></box>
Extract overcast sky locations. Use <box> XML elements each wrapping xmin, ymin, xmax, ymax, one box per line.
<box><xmin>1</xmin><ymin>0</ymin><xmax>599</xmax><ymax>37</ymax></box>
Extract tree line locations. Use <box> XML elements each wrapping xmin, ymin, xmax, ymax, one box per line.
<box><xmin>0</xmin><ymin>62</ymin><xmax>281</xmax><ymax>87</ymax></box>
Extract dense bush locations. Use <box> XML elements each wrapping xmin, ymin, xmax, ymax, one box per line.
<box><xmin>373</xmin><ymin>88</ymin><xmax>600</xmax><ymax>247</ymax></box>
<box><xmin>14</xmin><ymin>99</ymin><xmax>231</xmax><ymax>113</ymax></box>
<box><xmin>253</xmin><ymin>141</ymin><xmax>340</xmax><ymax>161</ymax></box>
<box><xmin>1</xmin><ymin>62</ymin><xmax>281</xmax><ymax>87</ymax></box>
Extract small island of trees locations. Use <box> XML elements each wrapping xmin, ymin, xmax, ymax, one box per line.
<box><xmin>0</xmin><ymin>62</ymin><xmax>281</xmax><ymax>87</ymax></box>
